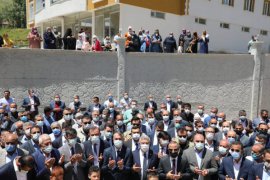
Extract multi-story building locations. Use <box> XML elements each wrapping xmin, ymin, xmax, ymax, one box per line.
<box><xmin>26</xmin><ymin>0</ymin><xmax>270</xmax><ymax>53</ymax></box>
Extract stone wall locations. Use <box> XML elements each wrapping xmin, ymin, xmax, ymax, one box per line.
<box><xmin>0</xmin><ymin>43</ymin><xmax>265</xmax><ymax>120</ymax></box>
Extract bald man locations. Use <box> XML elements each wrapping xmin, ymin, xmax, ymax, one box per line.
<box><xmin>182</xmin><ymin>134</ymin><xmax>218</xmax><ymax>180</ymax></box>
<box><xmin>246</xmin><ymin>144</ymin><xmax>264</xmax><ymax>164</ymax></box>
<box><xmin>144</xmin><ymin>95</ymin><xmax>157</xmax><ymax>112</ymax></box>
<box><xmin>0</xmin><ymin>133</ymin><xmax>28</xmax><ymax>166</ymax></box>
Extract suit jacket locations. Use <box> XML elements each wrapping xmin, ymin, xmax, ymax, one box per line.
<box><xmin>247</xmin><ymin>163</ymin><xmax>263</xmax><ymax>180</ymax></box>
<box><xmin>0</xmin><ymin>160</ymin><xmax>36</xmax><ymax>180</ymax></box>
<box><xmin>83</xmin><ymin>139</ymin><xmax>106</xmax><ymax>168</ymax></box>
<box><xmin>32</xmin><ymin>148</ymin><xmax>60</xmax><ymax>180</ymax></box>
<box><xmin>114</xmin><ymin>124</ymin><xmax>127</xmax><ymax>134</ymax></box>
<box><xmin>182</xmin><ymin>147</ymin><xmax>218</xmax><ymax>180</ymax></box>
<box><xmin>52</xmin><ymin>134</ymin><xmax>64</xmax><ymax>149</ymax></box>
<box><xmin>88</xmin><ymin>103</ymin><xmax>105</xmax><ymax>115</ymax></box>
<box><xmin>168</xmin><ymin>127</ymin><xmax>177</xmax><ymax>138</ymax></box>
<box><xmin>218</xmin><ymin>156</ymin><xmax>253</xmax><ymax>180</ymax></box>
<box><xmin>158</xmin><ymin>154</ymin><xmax>191</xmax><ymax>180</ymax></box>
<box><xmin>58</xmin><ymin>143</ymin><xmax>86</xmax><ymax>180</ymax></box>
<box><xmin>20</xmin><ymin>140</ymin><xmax>38</xmax><ymax>155</ymax></box>
<box><xmin>144</xmin><ymin>101</ymin><xmax>157</xmax><ymax>112</ymax></box>
<box><xmin>101</xmin><ymin>145</ymin><xmax>132</xmax><ymax>180</ymax></box>
<box><xmin>22</xmin><ymin>96</ymin><xmax>40</xmax><ymax>113</ymax></box>
<box><xmin>130</xmin><ymin>149</ymin><xmax>159</xmax><ymax>180</ymax></box>
<box><xmin>180</xmin><ymin>112</ymin><xmax>194</xmax><ymax>123</ymax></box>
<box><xmin>214</xmin><ymin>131</ymin><xmax>225</xmax><ymax>143</ymax></box>
<box><xmin>232</xmin><ymin>119</ymin><xmax>253</xmax><ymax>134</ymax></box>
<box><xmin>0</xmin><ymin>147</ymin><xmax>28</xmax><ymax>167</ymax></box>
<box><xmin>50</xmin><ymin>101</ymin><xmax>66</xmax><ymax>121</ymax></box>
<box><xmin>252</xmin><ymin>117</ymin><xmax>270</xmax><ymax>129</ymax></box>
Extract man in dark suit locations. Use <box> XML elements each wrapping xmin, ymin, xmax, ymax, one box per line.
<box><xmin>164</xmin><ymin>95</ymin><xmax>177</xmax><ymax>116</ymax></box>
<box><xmin>158</xmin><ymin>140</ymin><xmax>191</xmax><ymax>180</ymax></box>
<box><xmin>0</xmin><ymin>155</ymin><xmax>36</xmax><ymax>180</ymax></box>
<box><xmin>83</xmin><ymin>126</ymin><xmax>106</xmax><ymax>169</ymax></box>
<box><xmin>21</xmin><ymin>89</ymin><xmax>40</xmax><ymax>119</ymax></box>
<box><xmin>32</xmin><ymin>134</ymin><xmax>63</xmax><ymax>180</ymax></box>
<box><xmin>101</xmin><ymin>123</ymin><xmax>114</xmax><ymax>148</ymax></box>
<box><xmin>114</xmin><ymin>114</ymin><xmax>126</xmax><ymax>134</ymax></box>
<box><xmin>144</xmin><ymin>95</ymin><xmax>157</xmax><ymax>112</ymax></box>
<box><xmin>34</xmin><ymin>114</ymin><xmax>52</xmax><ymax>134</ymax></box>
<box><xmin>124</xmin><ymin>126</ymin><xmax>142</xmax><ymax>152</ymax></box>
<box><xmin>231</xmin><ymin>110</ymin><xmax>253</xmax><ymax>136</ymax></box>
<box><xmin>88</xmin><ymin>96</ymin><xmax>105</xmax><ymax>115</ymax></box>
<box><xmin>168</xmin><ymin>110</ymin><xmax>189</xmax><ymax>138</ymax></box>
<box><xmin>248</xmin><ymin>148</ymin><xmax>270</xmax><ymax>180</ymax></box>
<box><xmin>218</xmin><ymin>141</ymin><xmax>253</xmax><ymax>180</ymax></box>
<box><xmin>130</xmin><ymin>134</ymin><xmax>159</xmax><ymax>180</ymax></box>
<box><xmin>50</xmin><ymin>94</ymin><xmax>66</xmax><ymax>121</ymax></box>
<box><xmin>180</xmin><ymin>103</ymin><xmax>194</xmax><ymax>123</ymax></box>
<box><xmin>20</xmin><ymin>126</ymin><xmax>41</xmax><ymax>155</ymax></box>
<box><xmin>152</xmin><ymin>131</ymin><xmax>170</xmax><ymax>158</ymax></box>
<box><xmin>102</xmin><ymin>132</ymin><xmax>132</xmax><ymax>180</ymax></box>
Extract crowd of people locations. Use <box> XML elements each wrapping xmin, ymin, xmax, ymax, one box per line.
<box><xmin>0</xmin><ymin>26</ymin><xmax>209</xmax><ymax>54</ymax></box>
<box><xmin>0</xmin><ymin>89</ymin><xmax>269</xmax><ymax>179</ymax></box>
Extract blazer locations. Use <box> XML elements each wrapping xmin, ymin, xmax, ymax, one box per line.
<box><xmin>182</xmin><ymin>147</ymin><xmax>218</xmax><ymax>180</ymax></box>
<box><xmin>180</xmin><ymin>112</ymin><xmax>194</xmax><ymax>123</ymax></box>
<box><xmin>52</xmin><ymin>134</ymin><xmax>64</xmax><ymax>149</ymax></box>
<box><xmin>32</xmin><ymin>148</ymin><xmax>60</xmax><ymax>180</ymax></box>
<box><xmin>0</xmin><ymin>160</ymin><xmax>36</xmax><ymax>180</ymax></box>
<box><xmin>131</xmin><ymin>149</ymin><xmax>159</xmax><ymax>180</ymax></box>
<box><xmin>101</xmin><ymin>145</ymin><xmax>132</xmax><ymax>180</ymax></box>
<box><xmin>88</xmin><ymin>103</ymin><xmax>105</xmax><ymax>115</ymax></box>
<box><xmin>247</xmin><ymin>163</ymin><xmax>263</xmax><ymax>180</ymax></box>
<box><xmin>218</xmin><ymin>156</ymin><xmax>253</xmax><ymax>180</ymax></box>
<box><xmin>50</xmin><ymin>101</ymin><xmax>66</xmax><ymax>120</ymax></box>
<box><xmin>58</xmin><ymin>143</ymin><xmax>86</xmax><ymax>180</ymax></box>
<box><xmin>114</xmin><ymin>124</ymin><xmax>127</xmax><ymax>134</ymax></box>
<box><xmin>21</xmin><ymin>96</ymin><xmax>40</xmax><ymax>113</ymax></box>
<box><xmin>144</xmin><ymin>101</ymin><xmax>157</xmax><ymax>112</ymax></box>
<box><xmin>20</xmin><ymin>140</ymin><xmax>38</xmax><ymax>155</ymax></box>
<box><xmin>83</xmin><ymin>138</ymin><xmax>106</xmax><ymax>168</ymax></box>
<box><xmin>158</xmin><ymin>154</ymin><xmax>191</xmax><ymax>180</ymax></box>
<box><xmin>0</xmin><ymin>147</ymin><xmax>28</xmax><ymax>167</ymax></box>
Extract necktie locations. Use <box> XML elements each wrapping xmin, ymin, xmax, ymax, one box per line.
<box><xmin>172</xmin><ymin>159</ymin><xmax>176</xmax><ymax>174</ymax></box>
<box><xmin>117</xmin><ymin>150</ymin><xmax>121</xmax><ymax>161</ymax></box>
<box><xmin>135</xmin><ymin>143</ymin><xmax>139</xmax><ymax>150</ymax></box>
<box><xmin>71</xmin><ymin>147</ymin><xmax>75</xmax><ymax>155</ymax></box>
<box><xmin>143</xmin><ymin>153</ymin><xmax>147</xmax><ymax>178</ymax></box>
<box><xmin>161</xmin><ymin>147</ymin><xmax>164</xmax><ymax>154</ymax></box>
<box><xmin>94</xmin><ymin>144</ymin><xmax>97</xmax><ymax>157</ymax></box>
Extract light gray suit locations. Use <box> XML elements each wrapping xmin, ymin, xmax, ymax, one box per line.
<box><xmin>182</xmin><ymin>147</ymin><xmax>218</xmax><ymax>180</ymax></box>
<box><xmin>0</xmin><ymin>147</ymin><xmax>28</xmax><ymax>167</ymax></box>
<box><xmin>58</xmin><ymin>143</ymin><xmax>86</xmax><ymax>180</ymax></box>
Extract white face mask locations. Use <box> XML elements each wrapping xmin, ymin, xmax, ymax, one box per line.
<box><xmin>132</xmin><ymin>133</ymin><xmax>140</xmax><ymax>141</ymax></box>
<box><xmin>140</xmin><ymin>144</ymin><xmax>149</xmax><ymax>153</ymax></box>
<box><xmin>163</xmin><ymin>116</ymin><xmax>169</xmax><ymax>122</ymax></box>
<box><xmin>160</xmin><ymin>139</ymin><xmax>169</xmax><ymax>147</ymax></box>
<box><xmin>206</xmin><ymin>133</ymin><xmax>214</xmax><ymax>141</ymax></box>
<box><xmin>25</xmin><ymin>129</ymin><xmax>31</xmax><ymax>136</ymax></box>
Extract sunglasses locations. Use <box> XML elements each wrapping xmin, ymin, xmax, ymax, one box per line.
<box><xmin>230</xmin><ymin>149</ymin><xmax>240</xmax><ymax>152</ymax></box>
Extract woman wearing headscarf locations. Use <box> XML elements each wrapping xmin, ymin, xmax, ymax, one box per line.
<box><xmin>27</xmin><ymin>27</ymin><xmax>42</xmax><ymax>49</ymax></box>
<box><xmin>62</xmin><ymin>28</ymin><xmax>76</xmax><ymax>50</ymax></box>
<box><xmin>43</xmin><ymin>27</ymin><xmax>56</xmax><ymax>49</ymax></box>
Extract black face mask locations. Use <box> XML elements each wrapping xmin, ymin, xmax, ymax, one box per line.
<box><xmin>235</xmin><ymin>130</ymin><xmax>242</xmax><ymax>135</ymax></box>
<box><xmin>259</xmin><ymin>130</ymin><xmax>267</xmax><ymax>135</ymax></box>
<box><xmin>170</xmin><ymin>151</ymin><xmax>179</xmax><ymax>158</ymax></box>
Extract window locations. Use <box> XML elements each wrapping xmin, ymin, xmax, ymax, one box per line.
<box><xmin>263</xmin><ymin>0</ymin><xmax>270</xmax><ymax>16</ymax></box>
<box><xmin>260</xmin><ymin>30</ymin><xmax>268</xmax><ymax>36</ymax></box>
<box><xmin>244</xmin><ymin>0</ymin><xmax>255</xmax><ymax>12</ymax></box>
<box><xmin>222</xmin><ymin>0</ymin><xmax>234</xmax><ymax>6</ymax></box>
<box><xmin>151</xmin><ymin>11</ymin><xmax>165</xmax><ymax>19</ymax></box>
<box><xmin>36</xmin><ymin>0</ymin><xmax>45</xmax><ymax>12</ymax></box>
<box><xmin>220</xmin><ymin>22</ymin><xmax>230</xmax><ymax>29</ymax></box>
<box><xmin>195</xmin><ymin>17</ymin><xmax>206</xmax><ymax>25</ymax></box>
<box><xmin>241</xmin><ymin>26</ymin><xmax>250</xmax><ymax>32</ymax></box>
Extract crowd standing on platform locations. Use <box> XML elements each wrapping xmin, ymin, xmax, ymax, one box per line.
<box><xmin>0</xmin><ymin>89</ymin><xmax>270</xmax><ymax>179</ymax></box>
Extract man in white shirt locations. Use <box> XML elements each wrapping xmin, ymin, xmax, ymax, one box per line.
<box><xmin>194</xmin><ymin>105</ymin><xmax>210</xmax><ymax>125</ymax></box>
<box><xmin>0</xmin><ymin>90</ymin><xmax>14</xmax><ymax>112</ymax></box>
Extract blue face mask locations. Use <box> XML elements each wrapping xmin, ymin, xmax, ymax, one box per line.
<box><xmin>5</xmin><ymin>144</ymin><xmax>16</xmax><ymax>153</ymax></box>
<box><xmin>251</xmin><ymin>152</ymin><xmax>261</xmax><ymax>160</ymax></box>
<box><xmin>228</xmin><ymin>137</ymin><xmax>235</xmax><ymax>144</ymax></box>
<box><xmin>230</xmin><ymin>151</ymin><xmax>241</xmax><ymax>160</ymax></box>
<box><xmin>21</xmin><ymin>116</ymin><xmax>28</xmax><ymax>122</ymax></box>
<box><xmin>175</xmin><ymin>123</ymin><xmax>181</xmax><ymax>129</ymax></box>
<box><xmin>52</xmin><ymin>129</ymin><xmax>61</xmax><ymax>136</ymax></box>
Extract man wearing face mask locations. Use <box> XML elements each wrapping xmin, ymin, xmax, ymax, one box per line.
<box><xmin>204</xmin><ymin>107</ymin><xmax>218</xmax><ymax>127</ymax></box>
<box><xmin>215</xmin><ymin>121</ymin><xmax>231</xmax><ymax>143</ymax></box>
<box><xmin>168</xmin><ymin>110</ymin><xmax>188</xmax><ymax>138</ymax></box>
<box><xmin>91</xmin><ymin>110</ymin><xmax>103</xmax><ymax>127</ymax></box>
<box><xmin>194</xmin><ymin>105</ymin><xmax>210</xmax><ymax>125</ymax></box>
<box><xmin>131</xmin><ymin>134</ymin><xmax>158</xmax><ymax>180</ymax></box>
<box><xmin>107</xmin><ymin>102</ymin><xmax>118</xmax><ymax>121</ymax></box>
<box><xmin>158</xmin><ymin>140</ymin><xmax>191</xmax><ymax>180</ymax></box>
<box><xmin>84</xmin><ymin>126</ymin><xmax>106</xmax><ymax>169</ymax></box>
<box><xmin>233</xmin><ymin>123</ymin><xmax>250</xmax><ymax>147</ymax></box>
<box><xmin>216</xmin><ymin>112</ymin><xmax>226</xmax><ymax>127</ymax></box>
<box><xmin>58</xmin><ymin>108</ymin><xmax>76</xmax><ymax>129</ymax></box>
<box><xmin>154</xmin><ymin>103</ymin><xmax>167</xmax><ymax>121</ymax></box>
<box><xmin>0</xmin><ymin>155</ymin><xmax>36</xmax><ymax>180</ymax></box>
<box><xmin>195</xmin><ymin>120</ymin><xmax>204</xmax><ymax>134</ymax></box>
<box><xmin>245</xmin><ymin>134</ymin><xmax>267</xmax><ymax>157</ymax></box>
<box><xmin>145</xmin><ymin>112</ymin><xmax>157</xmax><ymax>136</ymax></box>
<box><xmin>114</xmin><ymin>114</ymin><xmax>126</xmax><ymax>134</ymax></box>
<box><xmin>163</xmin><ymin>32</ymin><xmax>177</xmax><ymax>53</ymax></box>
<box><xmin>125</xmin><ymin>116</ymin><xmax>147</xmax><ymax>139</ymax></box>
<box><xmin>50</xmin><ymin>94</ymin><xmax>66</xmax><ymax>121</ymax></box>
<box><xmin>72</xmin><ymin>112</ymin><xmax>83</xmax><ymax>129</ymax></box>
<box><xmin>150</xmin><ymin>29</ymin><xmax>162</xmax><ymax>53</ymax></box>
<box><xmin>226</xmin><ymin>130</ymin><xmax>237</xmax><ymax>146</ymax></box>
<box><xmin>149</xmin><ymin>121</ymin><xmax>164</xmax><ymax>148</ymax></box>
<box><xmin>162</xmin><ymin>110</ymin><xmax>172</xmax><ymax>131</ymax></box>
<box><xmin>213</xmin><ymin>139</ymin><xmax>230</xmax><ymax>168</ymax></box>
<box><xmin>77</xmin><ymin>115</ymin><xmax>91</xmax><ymax>143</ymax></box>
<box><xmin>32</xmin><ymin>134</ymin><xmax>62</xmax><ymax>180</ymax></box>
<box><xmin>69</xmin><ymin>95</ymin><xmax>83</xmax><ymax>115</ymax></box>
<box><xmin>164</xmin><ymin>95</ymin><xmax>177</xmax><ymax>117</ymax></box>
<box><xmin>185</xmin><ymin>124</ymin><xmax>194</xmax><ymax>143</ymax></box>
<box><xmin>21</xmin><ymin>126</ymin><xmax>41</xmax><ymax>155</ymax></box>
<box><xmin>104</xmin><ymin>93</ymin><xmax>119</xmax><ymax>108</ymax></box>
<box><xmin>182</xmin><ymin>133</ymin><xmax>218</xmax><ymax>180</ymax></box>
<box><xmin>176</xmin><ymin>128</ymin><xmax>191</xmax><ymax>155</ymax></box>
<box><xmin>204</xmin><ymin>127</ymin><xmax>218</xmax><ymax>152</ymax></box>
<box><xmin>101</xmin><ymin>123</ymin><xmax>114</xmax><ymax>148</ymax></box>
<box><xmin>248</xmin><ymin>123</ymin><xmax>269</xmax><ymax>148</ymax></box>
<box><xmin>248</xmin><ymin>149</ymin><xmax>270</xmax><ymax>180</ymax></box>
<box><xmin>180</xmin><ymin>103</ymin><xmax>194</xmax><ymax>123</ymax></box>
<box><xmin>253</xmin><ymin>109</ymin><xmax>270</xmax><ymax>129</ymax></box>
<box><xmin>124</xmin><ymin>126</ymin><xmax>142</xmax><ymax>151</ymax></box>
<box><xmin>59</xmin><ymin>128</ymin><xmax>86</xmax><ymax>180</ymax></box>
<box><xmin>0</xmin><ymin>90</ymin><xmax>14</xmax><ymax>112</ymax></box>
<box><xmin>49</xmin><ymin>122</ymin><xmax>65</xmax><ymax>149</ymax></box>
<box><xmin>11</xmin><ymin>121</ymin><xmax>26</xmax><ymax>138</ymax></box>
<box><xmin>245</xmin><ymin>144</ymin><xmax>264</xmax><ymax>164</ymax></box>
<box><xmin>88</xmin><ymin>97</ymin><xmax>105</xmax><ymax>116</ymax></box>
<box><xmin>9</xmin><ymin>102</ymin><xmax>19</xmax><ymax>122</ymax></box>
<box><xmin>22</xmin><ymin>89</ymin><xmax>40</xmax><ymax>120</ymax></box>
<box><xmin>102</xmin><ymin>132</ymin><xmax>132</xmax><ymax>180</ymax></box>
<box><xmin>208</xmin><ymin>118</ymin><xmax>219</xmax><ymax>133</ymax></box>
<box><xmin>43</xmin><ymin>106</ymin><xmax>55</xmax><ymax>131</ymax></box>
<box><xmin>153</xmin><ymin>131</ymin><xmax>171</xmax><ymax>158</ymax></box>
<box><xmin>218</xmin><ymin>142</ymin><xmax>252</xmax><ymax>180</ymax></box>
<box><xmin>144</xmin><ymin>95</ymin><xmax>157</xmax><ymax>112</ymax></box>
<box><xmin>20</xmin><ymin>122</ymin><xmax>33</xmax><ymax>144</ymax></box>
<box><xmin>232</xmin><ymin>110</ymin><xmax>253</xmax><ymax>136</ymax></box>
<box><xmin>35</xmin><ymin>114</ymin><xmax>52</xmax><ymax>134</ymax></box>
<box><xmin>0</xmin><ymin>133</ymin><xmax>28</xmax><ymax>167</ymax></box>
<box><xmin>1</xmin><ymin>112</ymin><xmax>13</xmax><ymax>131</ymax></box>
<box><xmin>124</xmin><ymin>100</ymin><xmax>141</xmax><ymax>126</ymax></box>
<box><xmin>120</xmin><ymin>92</ymin><xmax>132</xmax><ymax>110</ymax></box>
